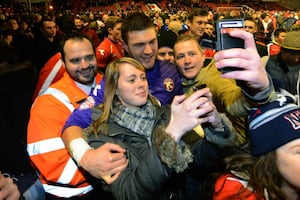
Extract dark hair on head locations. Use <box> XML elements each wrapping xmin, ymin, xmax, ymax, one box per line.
<box><xmin>187</xmin><ymin>8</ymin><xmax>208</xmax><ymax>22</ymax></box>
<box><xmin>121</xmin><ymin>12</ymin><xmax>155</xmax><ymax>44</ymax></box>
<box><xmin>0</xmin><ymin>42</ymin><xmax>18</xmax><ymax>64</ymax></box>
<box><xmin>106</xmin><ymin>16</ymin><xmax>122</xmax><ymax>30</ymax></box>
<box><xmin>41</xmin><ymin>14</ymin><xmax>53</xmax><ymax>23</ymax></box>
<box><xmin>201</xmin><ymin>147</ymin><xmax>291</xmax><ymax>200</ymax></box>
<box><xmin>20</xmin><ymin>14</ymin><xmax>32</xmax><ymax>26</ymax></box>
<box><xmin>251</xmin><ymin>151</ymin><xmax>290</xmax><ymax>200</ymax></box>
<box><xmin>38</xmin><ymin>14</ymin><xmax>54</xmax><ymax>29</ymax></box>
<box><xmin>163</xmin><ymin>16</ymin><xmax>170</xmax><ymax>23</ymax></box>
<box><xmin>59</xmin><ymin>30</ymin><xmax>96</xmax><ymax>63</ymax></box>
<box><xmin>244</xmin><ymin>17</ymin><xmax>257</xmax><ymax>25</ymax></box>
<box><xmin>273</xmin><ymin>28</ymin><xmax>286</xmax><ymax>37</ymax></box>
<box><xmin>260</xmin><ymin>13</ymin><xmax>269</xmax><ymax>20</ymax></box>
<box><xmin>7</xmin><ymin>16</ymin><xmax>20</xmax><ymax>24</ymax></box>
<box><xmin>56</xmin><ymin>14</ymin><xmax>75</xmax><ymax>34</ymax></box>
<box><xmin>207</xmin><ymin>19</ymin><xmax>214</xmax><ymax>26</ymax></box>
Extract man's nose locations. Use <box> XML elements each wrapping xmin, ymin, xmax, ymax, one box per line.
<box><xmin>80</xmin><ymin>58</ymin><xmax>90</xmax><ymax>68</ymax></box>
<box><xmin>144</xmin><ymin>43</ymin><xmax>153</xmax><ymax>54</ymax></box>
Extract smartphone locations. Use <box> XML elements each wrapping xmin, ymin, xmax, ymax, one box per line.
<box><xmin>216</xmin><ymin>19</ymin><xmax>245</xmax><ymax>50</ymax></box>
<box><xmin>193</xmin><ymin>84</ymin><xmax>207</xmax><ymax>91</ymax></box>
<box><xmin>216</xmin><ymin>19</ymin><xmax>245</xmax><ymax>73</ymax></box>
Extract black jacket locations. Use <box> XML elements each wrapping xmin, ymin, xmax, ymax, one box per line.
<box><xmin>84</xmin><ymin>105</ymin><xmax>235</xmax><ymax>200</ymax></box>
<box><xmin>266</xmin><ymin>53</ymin><xmax>300</xmax><ymax>96</ymax></box>
<box><xmin>0</xmin><ymin>60</ymin><xmax>38</xmax><ymax>193</ymax></box>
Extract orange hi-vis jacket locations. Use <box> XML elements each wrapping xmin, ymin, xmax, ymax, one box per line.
<box><xmin>27</xmin><ymin>71</ymin><xmax>103</xmax><ymax>198</ymax></box>
<box><xmin>32</xmin><ymin>52</ymin><xmax>65</xmax><ymax>102</ymax></box>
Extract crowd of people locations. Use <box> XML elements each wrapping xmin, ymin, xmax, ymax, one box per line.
<box><xmin>0</xmin><ymin>0</ymin><xmax>300</xmax><ymax>199</ymax></box>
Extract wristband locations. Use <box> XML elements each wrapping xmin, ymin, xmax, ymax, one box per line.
<box><xmin>69</xmin><ymin>138</ymin><xmax>92</xmax><ymax>165</ymax></box>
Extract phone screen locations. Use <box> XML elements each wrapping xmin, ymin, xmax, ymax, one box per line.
<box><xmin>216</xmin><ymin>19</ymin><xmax>244</xmax><ymax>50</ymax></box>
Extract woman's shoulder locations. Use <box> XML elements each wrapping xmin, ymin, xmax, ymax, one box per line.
<box><xmin>215</xmin><ymin>174</ymin><xmax>248</xmax><ymax>189</ymax></box>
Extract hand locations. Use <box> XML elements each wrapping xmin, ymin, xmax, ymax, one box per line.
<box><xmin>166</xmin><ymin>88</ymin><xmax>216</xmax><ymax>142</ymax></box>
<box><xmin>0</xmin><ymin>173</ymin><xmax>20</xmax><ymax>200</ymax></box>
<box><xmin>203</xmin><ymin>103</ymin><xmax>223</xmax><ymax>130</ymax></box>
<box><xmin>79</xmin><ymin>143</ymin><xmax>128</xmax><ymax>184</ymax></box>
<box><xmin>214</xmin><ymin>29</ymin><xmax>269</xmax><ymax>93</ymax></box>
<box><xmin>192</xmin><ymin>88</ymin><xmax>223</xmax><ymax>130</ymax></box>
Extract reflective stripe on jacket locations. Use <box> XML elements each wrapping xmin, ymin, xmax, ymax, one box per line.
<box><xmin>27</xmin><ymin>71</ymin><xmax>103</xmax><ymax>197</ymax></box>
<box><xmin>32</xmin><ymin>52</ymin><xmax>65</xmax><ymax>102</ymax></box>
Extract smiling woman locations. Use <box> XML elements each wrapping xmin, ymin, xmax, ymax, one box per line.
<box><xmin>81</xmin><ymin>56</ymin><xmax>235</xmax><ymax>200</ymax></box>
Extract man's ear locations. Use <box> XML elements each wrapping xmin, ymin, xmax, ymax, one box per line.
<box><xmin>254</xmin><ymin>26</ymin><xmax>258</xmax><ymax>33</ymax></box>
<box><xmin>123</xmin><ymin>43</ymin><xmax>129</xmax><ymax>53</ymax></box>
<box><xmin>186</xmin><ymin>19</ymin><xmax>191</xmax><ymax>28</ymax></box>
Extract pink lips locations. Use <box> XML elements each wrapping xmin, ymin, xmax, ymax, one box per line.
<box><xmin>184</xmin><ymin>66</ymin><xmax>195</xmax><ymax>71</ymax></box>
<box><xmin>136</xmin><ymin>91</ymin><xmax>147</xmax><ymax>97</ymax></box>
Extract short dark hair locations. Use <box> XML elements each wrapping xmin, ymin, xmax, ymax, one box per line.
<box><xmin>59</xmin><ymin>31</ymin><xmax>96</xmax><ymax>63</ymax></box>
<box><xmin>106</xmin><ymin>16</ymin><xmax>122</xmax><ymax>30</ymax></box>
<box><xmin>39</xmin><ymin>14</ymin><xmax>55</xmax><ymax>29</ymax></box>
<box><xmin>260</xmin><ymin>13</ymin><xmax>269</xmax><ymax>20</ymax></box>
<box><xmin>244</xmin><ymin>17</ymin><xmax>257</xmax><ymax>26</ymax></box>
<box><xmin>273</xmin><ymin>28</ymin><xmax>286</xmax><ymax>37</ymax></box>
<box><xmin>187</xmin><ymin>8</ymin><xmax>208</xmax><ymax>23</ymax></box>
<box><xmin>121</xmin><ymin>12</ymin><xmax>155</xmax><ymax>44</ymax></box>
<box><xmin>207</xmin><ymin>19</ymin><xmax>214</xmax><ymax>26</ymax></box>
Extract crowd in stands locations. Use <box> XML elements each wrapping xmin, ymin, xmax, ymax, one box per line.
<box><xmin>0</xmin><ymin>0</ymin><xmax>300</xmax><ymax>199</ymax></box>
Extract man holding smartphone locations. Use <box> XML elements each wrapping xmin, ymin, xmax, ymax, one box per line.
<box><xmin>174</xmin><ymin>31</ymin><xmax>276</xmax><ymax>147</ymax></box>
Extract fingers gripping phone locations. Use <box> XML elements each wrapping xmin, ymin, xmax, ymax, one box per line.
<box><xmin>193</xmin><ymin>84</ymin><xmax>207</xmax><ymax>92</ymax></box>
<box><xmin>216</xmin><ymin>19</ymin><xmax>245</xmax><ymax>73</ymax></box>
<box><xmin>216</xmin><ymin>19</ymin><xmax>245</xmax><ymax>50</ymax></box>
<box><xmin>200</xmin><ymin>19</ymin><xmax>245</xmax><ymax>73</ymax></box>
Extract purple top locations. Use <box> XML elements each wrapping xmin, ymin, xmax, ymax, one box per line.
<box><xmin>62</xmin><ymin>60</ymin><xmax>183</xmax><ymax>131</ymax></box>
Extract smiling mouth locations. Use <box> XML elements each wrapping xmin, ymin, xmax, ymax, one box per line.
<box><xmin>80</xmin><ymin>68</ymin><xmax>93</xmax><ymax>76</ymax></box>
<box><xmin>141</xmin><ymin>56</ymin><xmax>154</xmax><ymax>61</ymax></box>
<box><xmin>137</xmin><ymin>91</ymin><xmax>147</xmax><ymax>96</ymax></box>
<box><xmin>184</xmin><ymin>66</ymin><xmax>195</xmax><ymax>71</ymax></box>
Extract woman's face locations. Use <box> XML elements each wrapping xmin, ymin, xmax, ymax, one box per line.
<box><xmin>9</xmin><ymin>19</ymin><xmax>19</xmax><ymax>30</ymax></box>
<box><xmin>116</xmin><ymin>63</ymin><xmax>148</xmax><ymax>109</ymax></box>
<box><xmin>276</xmin><ymin>138</ymin><xmax>300</xmax><ymax>190</ymax></box>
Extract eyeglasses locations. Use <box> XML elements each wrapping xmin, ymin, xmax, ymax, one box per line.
<box><xmin>245</xmin><ymin>26</ymin><xmax>254</xmax><ymax>29</ymax></box>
